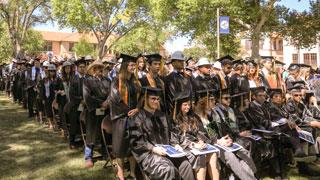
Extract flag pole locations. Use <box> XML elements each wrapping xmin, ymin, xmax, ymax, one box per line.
<box><xmin>217</xmin><ymin>8</ymin><xmax>220</xmax><ymax>59</ymax></box>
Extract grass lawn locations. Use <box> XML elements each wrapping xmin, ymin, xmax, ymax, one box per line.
<box><xmin>0</xmin><ymin>93</ymin><xmax>114</xmax><ymax>180</ymax></box>
<box><xmin>0</xmin><ymin>92</ymin><xmax>318</xmax><ymax>180</ymax></box>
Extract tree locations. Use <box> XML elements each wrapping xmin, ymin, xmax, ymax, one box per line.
<box><xmin>0</xmin><ymin>21</ymin><xmax>12</xmax><ymax>63</ymax></box>
<box><xmin>21</xmin><ymin>29</ymin><xmax>44</xmax><ymax>56</ymax></box>
<box><xmin>112</xmin><ymin>23</ymin><xmax>172</xmax><ymax>55</ymax></box>
<box><xmin>52</xmin><ymin>0</ymin><xmax>150</xmax><ymax>59</ymax></box>
<box><xmin>73</xmin><ymin>37</ymin><xmax>96</xmax><ymax>57</ymax></box>
<box><xmin>0</xmin><ymin>0</ymin><xmax>50</xmax><ymax>58</ymax></box>
<box><xmin>281</xmin><ymin>0</ymin><xmax>320</xmax><ymax>49</ymax></box>
<box><xmin>148</xmin><ymin>0</ymin><xmax>289</xmax><ymax>59</ymax></box>
<box><xmin>183</xmin><ymin>46</ymin><xmax>208</xmax><ymax>60</ymax></box>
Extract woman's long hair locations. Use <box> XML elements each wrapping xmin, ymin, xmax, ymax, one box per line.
<box><xmin>175</xmin><ymin>101</ymin><xmax>201</xmax><ymax>132</ymax></box>
<box><xmin>61</xmin><ymin>66</ymin><xmax>73</xmax><ymax>82</ymax></box>
<box><xmin>118</xmin><ymin>61</ymin><xmax>141</xmax><ymax>105</ymax></box>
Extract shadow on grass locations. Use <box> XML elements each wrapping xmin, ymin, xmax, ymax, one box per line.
<box><xmin>0</xmin><ymin>93</ymin><xmax>115</xmax><ymax>180</ymax></box>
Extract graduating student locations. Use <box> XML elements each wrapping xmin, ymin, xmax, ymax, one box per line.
<box><xmin>192</xmin><ymin>57</ymin><xmax>217</xmax><ymax>91</ymax></box>
<box><xmin>68</xmin><ymin>58</ymin><xmax>87</xmax><ymax>149</ymax></box>
<box><xmin>55</xmin><ymin>61</ymin><xmax>73</xmax><ymax>137</ymax></box>
<box><xmin>136</xmin><ymin>54</ymin><xmax>147</xmax><ymax>79</ymax></box>
<box><xmin>129</xmin><ymin>87</ymin><xmax>195</xmax><ymax>180</ymax></box>
<box><xmin>39</xmin><ymin>64</ymin><xmax>57</xmax><ymax>129</ymax></box>
<box><xmin>83</xmin><ymin>59</ymin><xmax>111</xmax><ymax>168</ymax></box>
<box><xmin>285</xmin><ymin>64</ymin><xmax>302</xmax><ymax>89</ymax></box>
<box><xmin>205</xmin><ymin>88</ymin><xmax>257</xmax><ymax>180</ymax></box>
<box><xmin>108</xmin><ymin>54</ymin><xmax>141</xmax><ymax>179</ymax></box>
<box><xmin>172</xmin><ymin>91</ymin><xmax>219</xmax><ymax>180</ymax></box>
<box><xmin>213</xmin><ymin>55</ymin><xmax>233</xmax><ymax>90</ymax></box>
<box><xmin>26</xmin><ymin>58</ymin><xmax>44</xmax><ymax>118</ymax></box>
<box><xmin>230</xmin><ymin>59</ymin><xmax>249</xmax><ymax>94</ymax></box>
<box><xmin>164</xmin><ymin>51</ymin><xmax>193</xmax><ymax>116</ymax></box>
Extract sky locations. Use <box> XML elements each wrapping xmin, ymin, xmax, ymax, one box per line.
<box><xmin>33</xmin><ymin>0</ymin><xmax>311</xmax><ymax>53</ymax></box>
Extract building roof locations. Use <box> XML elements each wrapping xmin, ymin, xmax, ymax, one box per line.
<box><xmin>40</xmin><ymin>31</ymin><xmax>102</xmax><ymax>44</ymax></box>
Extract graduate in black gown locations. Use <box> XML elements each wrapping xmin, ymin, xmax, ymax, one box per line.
<box><xmin>192</xmin><ymin>57</ymin><xmax>217</xmax><ymax>91</ymax></box>
<box><xmin>172</xmin><ymin>90</ymin><xmax>219</xmax><ymax>180</ymax></box>
<box><xmin>139</xmin><ymin>53</ymin><xmax>166</xmax><ymax>111</ymax></box>
<box><xmin>230</xmin><ymin>59</ymin><xmax>249</xmax><ymax>95</ymax></box>
<box><xmin>164</xmin><ymin>51</ymin><xmax>193</xmax><ymax>116</ymax></box>
<box><xmin>207</xmin><ymin>88</ymin><xmax>257</xmax><ymax>180</ymax></box>
<box><xmin>39</xmin><ymin>64</ymin><xmax>57</xmax><ymax>129</ymax></box>
<box><xmin>130</xmin><ymin>87</ymin><xmax>194</xmax><ymax>180</ymax></box>
<box><xmin>83</xmin><ymin>60</ymin><xmax>111</xmax><ymax>168</ymax></box>
<box><xmin>212</xmin><ymin>55</ymin><xmax>233</xmax><ymax>90</ymax></box>
<box><xmin>68</xmin><ymin>58</ymin><xmax>87</xmax><ymax>149</ymax></box>
<box><xmin>108</xmin><ymin>54</ymin><xmax>141</xmax><ymax>180</ymax></box>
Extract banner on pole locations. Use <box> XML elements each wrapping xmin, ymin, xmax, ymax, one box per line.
<box><xmin>219</xmin><ymin>16</ymin><xmax>230</xmax><ymax>34</ymax></box>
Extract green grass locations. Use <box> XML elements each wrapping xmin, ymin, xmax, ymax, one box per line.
<box><xmin>0</xmin><ymin>93</ymin><xmax>114</xmax><ymax>180</ymax></box>
<box><xmin>0</xmin><ymin>92</ymin><xmax>319</xmax><ymax>180</ymax></box>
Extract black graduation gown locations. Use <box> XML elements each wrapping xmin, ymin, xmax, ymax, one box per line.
<box><xmin>39</xmin><ymin>78</ymin><xmax>56</xmax><ymax>118</ymax></box>
<box><xmin>129</xmin><ymin>109</ymin><xmax>194</xmax><ymax>180</ymax></box>
<box><xmin>247</xmin><ymin>101</ymin><xmax>272</xmax><ymax>130</ymax></box>
<box><xmin>230</xmin><ymin>74</ymin><xmax>250</xmax><ymax>95</ymax></box>
<box><xmin>212</xmin><ymin>72</ymin><xmax>230</xmax><ymax>90</ymax></box>
<box><xmin>192</xmin><ymin>74</ymin><xmax>217</xmax><ymax>91</ymax></box>
<box><xmin>109</xmin><ymin>77</ymin><xmax>139</xmax><ymax>158</ymax></box>
<box><xmin>25</xmin><ymin>68</ymin><xmax>42</xmax><ymax>116</ymax></box>
<box><xmin>164</xmin><ymin>71</ymin><xmax>192</xmax><ymax>116</ymax></box>
<box><xmin>139</xmin><ymin>74</ymin><xmax>167</xmax><ymax>111</ymax></box>
<box><xmin>68</xmin><ymin>74</ymin><xmax>86</xmax><ymax>138</ymax></box>
<box><xmin>83</xmin><ymin>76</ymin><xmax>111</xmax><ymax>145</ymax></box>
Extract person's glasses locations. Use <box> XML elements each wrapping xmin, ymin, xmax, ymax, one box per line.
<box><xmin>294</xmin><ymin>94</ymin><xmax>302</xmax><ymax>97</ymax></box>
<box><xmin>150</xmin><ymin>97</ymin><xmax>160</xmax><ymax>102</ymax></box>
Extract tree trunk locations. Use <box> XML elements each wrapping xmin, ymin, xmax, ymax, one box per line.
<box><xmin>97</xmin><ymin>37</ymin><xmax>108</xmax><ymax>60</ymax></box>
<box><xmin>251</xmin><ymin>31</ymin><xmax>260</xmax><ymax>60</ymax></box>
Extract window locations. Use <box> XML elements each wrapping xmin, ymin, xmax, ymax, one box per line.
<box><xmin>272</xmin><ymin>39</ymin><xmax>277</xmax><ymax>50</ymax></box>
<box><xmin>278</xmin><ymin>39</ymin><xmax>283</xmax><ymax>51</ymax></box>
<box><xmin>292</xmin><ymin>54</ymin><xmax>298</xmax><ymax>64</ymax></box>
<box><xmin>69</xmin><ymin>42</ymin><xmax>75</xmax><ymax>51</ymax></box>
<box><xmin>245</xmin><ymin>40</ymin><xmax>252</xmax><ymax>50</ymax></box>
<box><xmin>43</xmin><ymin>41</ymin><xmax>52</xmax><ymax>51</ymax></box>
<box><xmin>303</xmin><ymin>53</ymin><xmax>317</xmax><ymax>66</ymax></box>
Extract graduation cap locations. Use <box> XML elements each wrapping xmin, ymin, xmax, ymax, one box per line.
<box><xmin>291</xmin><ymin>80</ymin><xmax>306</xmax><ymax>88</ymax></box>
<box><xmin>119</xmin><ymin>53</ymin><xmax>137</xmax><ymax>63</ymax></box>
<box><xmin>288</xmin><ymin>64</ymin><xmax>300</xmax><ymax>71</ymax></box>
<box><xmin>249</xmin><ymin>86</ymin><xmax>266</xmax><ymax>100</ymax></box>
<box><xmin>233</xmin><ymin>59</ymin><xmax>243</xmax><ymax>68</ymax></box>
<box><xmin>145</xmin><ymin>53</ymin><xmax>162</xmax><ymax>64</ymax></box>
<box><xmin>217</xmin><ymin>55</ymin><xmax>234</xmax><ymax>66</ymax></box>
<box><xmin>261</xmin><ymin>56</ymin><xmax>274</xmax><ymax>62</ymax></box>
<box><xmin>186</xmin><ymin>57</ymin><xmax>195</xmax><ymax>65</ymax></box>
<box><xmin>274</xmin><ymin>60</ymin><xmax>285</xmax><ymax>68</ymax></box>
<box><xmin>75</xmin><ymin>57</ymin><xmax>87</xmax><ymax>66</ymax></box>
<box><xmin>142</xmin><ymin>86</ymin><xmax>162</xmax><ymax>97</ymax></box>
<box><xmin>247</xmin><ymin>60</ymin><xmax>258</xmax><ymax>67</ymax></box>
<box><xmin>231</xmin><ymin>92</ymin><xmax>248</xmax><ymax>109</ymax></box>
<box><xmin>288</xmin><ymin>85</ymin><xmax>303</xmax><ymax>92</ymax></box>
<box><xmin>267</xmin><ymin>88</ymin><xmax>283</xmax><ymax>98</ymax></box>
<box><xmin>173</xmin><ymin>91</ymin><xmax>191</xmax><ymax>120</ymax></box>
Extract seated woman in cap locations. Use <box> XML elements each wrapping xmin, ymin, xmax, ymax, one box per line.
<box><xmin>108</xmin><ymin>54</ymin><xmax>141</xmax><ymax>179</ymax></box>
<box><xmin>207</xmin><ymin>88</ymin><xmax>257</xmax><ymax>180</ymax></box>
<box><xmin>129</xmin><ymin>87</ymin><xmax>194</xmax><ymax>180</ymax></box>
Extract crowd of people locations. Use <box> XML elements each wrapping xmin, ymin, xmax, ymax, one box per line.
<box><xmin>0</xmin><ymin>52</ymin><xmax>320</xmax><ymax>180</ymax></box>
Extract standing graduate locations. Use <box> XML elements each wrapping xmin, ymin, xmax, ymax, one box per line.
<box><xmin>39</xmin><ymin>64</ymin><xmax>57</xmax><ymax>129</ymax></box>
<box><xmin>192</xmin><ymin>57</ymin><xmax>217</xmax><ymax>91</ymax></box>
<box><xmin>164</xmin><ymin>51</ymin><xmax>193</xmax><ymax>116</ymax></box>
<box><xmin>83</xmin><ymin>59</ymin><xmax>111</xmax><ymax>168</ymax></box>
<box><xmin>230</xmin><ymin>59</ymin><xmax>249</xmax><ymax>94</ymax></box>
<box><xmin>129</xmin><ymin>87</ymin><xmax>195</xmax><ymax>180</ymax></box>
<box><xmin>68</xmin><ymin>58</ymin><xmax>87</xmax><ymax>149</ymax></box>
<box><xmin>109</xmin><ymin>54</ymin><xmax>141</xmax><ymax>180</ymax></box>
<box><xmin>213</xmin><ymin>55</ymin><xmax>234</xmax><ymax>90</ymax></box>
